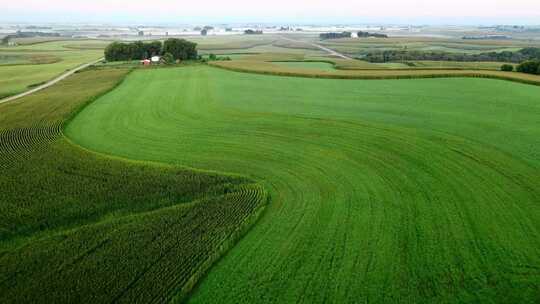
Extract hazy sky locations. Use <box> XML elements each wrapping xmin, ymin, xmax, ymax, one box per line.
<box><xmin>4</xmin><ymin>0</ymin><xmax>540</xmax><ymax>24</ymax></box>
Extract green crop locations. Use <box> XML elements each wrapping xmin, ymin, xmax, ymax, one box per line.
<box><xmin>0</xmin><ymin>68</ymin><xmax>267</xmax><ymax>303</ymax></box>
<box><xmin>66</xmin><ymin>66</ymin><xmax>540</xmax><ymax>303</ymax></box>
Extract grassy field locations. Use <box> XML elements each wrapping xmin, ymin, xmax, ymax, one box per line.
<box><xmin>0</xmin><ymin>40</ymin><xmax>106</xmax><ymax>98</ymax></box>
<box><xmin>0</xmin><ymin>68</ymin><xmax>267</xmax><ymax>303</ymax></box>
<box><xmin>272</xmin><ymin>61</ymin><xmax>336</xmax><ymax>71</ymax></box>
<box><xmin>66</xmin><ymin>66</ymin><xmax>540</xmax><ymax>303</ymax></box>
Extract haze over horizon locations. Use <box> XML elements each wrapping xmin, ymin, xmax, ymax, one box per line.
<box><xmin>4</xmin><ymin>0</ymin><xmax>540</xmax><ymax>25</ymax></box>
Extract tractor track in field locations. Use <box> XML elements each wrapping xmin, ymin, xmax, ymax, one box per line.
<box><xmin>64</xmin><ymin>66</ymin><xmax>540</xmax><ymax>303</ymax></box>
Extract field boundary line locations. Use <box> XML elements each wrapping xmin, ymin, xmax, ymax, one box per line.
<box><xmin>0</xmin><ymin>57</ymin><xmax>104</xmax><ymax>105</ymax></box>
<box><xmin>209</xmin><ymin>63</ymin><xmax>540</xmax><ymax>86</ymax></box>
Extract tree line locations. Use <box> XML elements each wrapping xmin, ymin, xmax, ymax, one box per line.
<box><xmin>1</xmin><ymin>31</ymin><xmax>61</xmax><ymax>44</ymax></box>
<box><xmin>244</xmin><ymin>29</ymin><xmax>263</xmax><ymax>35</ymax></box>
<box><xmin>357</xmin><ymin>31</ymin><xmax>388</xmax><ymax>38</ymax></box>
<box><xmin>363</xmin><ymin>47</ymin><xmax>540</xmax><ymax>64</ymax></box>
<box><xmin>104</xmin><ymin>38</ymin><xmax>197</xmax><ymax>62</ymax></box>
<box><xmin>320</xmin><ymin>32</ymin><xmax>352</xmax><ymax>40</ymax></box>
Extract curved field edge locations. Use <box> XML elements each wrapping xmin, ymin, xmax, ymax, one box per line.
<box><xmin>209</xmin><ymin>60</ymin><xmax>540</xmax><ymax>86</ymax></box>
<box><xmin>0</xmin><ymin>67</ymin><xmax>268</xmax><ymax>303</ymax></box>
<box><xmin>65</xmin><ymin>66</ymin><xmax>540</xmax><ymax>303</ymax></box>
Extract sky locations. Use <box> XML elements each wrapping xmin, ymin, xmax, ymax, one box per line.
<box><xmin>3</xmin><ymin>0</ymin><xmax>540</xmax><ymax>25</ymax></box>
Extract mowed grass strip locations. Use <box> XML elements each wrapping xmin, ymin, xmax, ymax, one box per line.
<box><xmin>0</xmin><ymin>68</ymin><xmax>267</xmax><ymax>303</ymax></box>
<box><xmin>66</xmin><ymin>66</ymin><xmax>540</xmax><ymax>303</ymax></box>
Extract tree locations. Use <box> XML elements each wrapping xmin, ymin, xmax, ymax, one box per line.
<box><xmin>201</xmin><ymin>29</ymin><xmax>208</xmax><ymax>36</ymax></box>
<box><xmin>357</xmin><ymin>31</ymin><xmax>388</xmax><ymax>38</ymax></box>
<box><xmin>142</xmin><ymin>41</ymin><xmax>162</xmax><ymax>58</ymax></box>
<box><xmin>105</xmin><ymin>42</ymin><xmax>128</xmax><ymax>61</ymax></box>
<box><xmin>104</xmin><ymin>41</ymin><xmax>163</xmax><ymax>61</ymax></box>
<box><xmin>209</xmin><ymin>53</ymin><xmax>217</xmax><ymax>61</ymax></box>
<box><xmin>519</xmin><ymin>47</ymin><xmax>540</xmax><ymax>60</ymax></box>
<box><xmin>162</xmin><ymin>38</ymin><xmax>198</xmax><ymax>61</ymax></box>
<box><xmin>244</xmin><ymin>29</ymin><xmax>263</xmax><ymax>35</ymax></box>
<box><xmin>516</xmin><ymin>60</ymin><xmax>540</xmax><ymax>74</ymax></box>
<box><xmin>319</xmin><ymin>32</ymin><xmax>351</xmax><ymax>40</ymax></box>
<box><xmin>500</xmin><ymin>64</ymin><xmax>514</xmax><ymax>72</ymax></box>
<box><xmin>162</xmin><ymin>52</ymin><xmax>175</xmax><ymax>65</ymax></box>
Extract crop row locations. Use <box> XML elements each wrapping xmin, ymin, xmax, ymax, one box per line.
<box><xmin>0</xmin><ymin>68</ymin><xmax>268</xmax><ymax>303</ymax></box>
<box><xmin>1</xmin><ymin>183</ymin><xmax>267</xmax><ymax>304</ymax></box>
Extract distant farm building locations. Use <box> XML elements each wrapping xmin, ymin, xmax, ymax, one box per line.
<box><xmin>151</xmin><ymin>56</ymin><xmax>161</xmax><ymax>63</ymax></box>
<box><xmin>141</xmin><ymin>59</ymin><xmax>151</xmax><ymax>66</ymax></box>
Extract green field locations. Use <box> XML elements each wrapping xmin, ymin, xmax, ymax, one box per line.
<box><xmin>272</xmin><ymin>61</ymin><xmax>336</xmax><ymax>71</ymax></box>
<box><xmin>65</xmin><ymin>66</ymin><xmax>540</xmax><ymax>303</ymax></box>
<box><xmin>0</xmin><ymin>68</ymin><xmax>267</xmax><ymax>303</ymax></box>
<box><xmin>0</xmin><ymin>40</ymin><xmax>105</xmax><ymax>98</ymax></box>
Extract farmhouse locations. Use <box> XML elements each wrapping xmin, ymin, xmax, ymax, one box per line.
<box><xmin>140</xmin><ymin>59</ymin><xmax>151</xmax><ymax>66</ymax></box>
<box><xmin>151</xmin><ymin>56</ymin><xmax>161</xmax><ymax>63</ymax></box>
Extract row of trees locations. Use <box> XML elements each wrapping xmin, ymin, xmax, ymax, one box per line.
<box><xmin>357</xmin><ymin>31</ymin><xmax>388</xmax><ymax>38</ymax></box>
<box><xmin>104</xmin><ymin>38</ymin><xmax>197</xmax><ymax>62</ymax></box>
<box><xmin>244</xmin><ymin>29</ymin><xmax>263</xmax><ymax>35</ymax></box>
<box><xmin>363</xmin><ymin>47</ymin><xmax>540</xmax><ymax>63</ymax></box>
<box><xmin>320</xmin><ymin>32</ymin><xmax>352</xmax><ymax>40</ymax></box>
<box><xmin>1</xmin><ymin>31</ymin><xmax>61</xmax><ymax>44</ymax></box>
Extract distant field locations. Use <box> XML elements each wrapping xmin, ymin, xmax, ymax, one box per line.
<box><xmin>272</xmin><ymin>61</ymin><xmax>336</xmax><ymax>71</ymax></box>
<box><xmin>211</xmin><ymin>59</ymin><xmax>540</xmax><ymax>85</ymax></box>
<box><xmin>214</xmin><ymin>42</ymin><xmax>520</xmax><ymax>72</ymax></box>
<box><xmin>66</xmin><ymin>66</ymin><xmax>540</xmax><ymax>303</ymax></box>
<box><xmin>3</xmin><ymin>34</ymin><xmax>525</xmax><ymax>100</ymax></box>
<box><xmin>318</xmin><ymin>37</ymin><xmax>540</xmax><ymax>57</ymax></box>
<box><xmin>193</xmin><ymin>35</ymin><xmax>327</xmax><ymax>56</ymax></box>
<box><xmin>0</xmin><ymin>40</ymin><xmax>106</xmax><ymax>98</ymax></box>
<box><xmin>0</xmin><ymin>53</ymin><xmax>60</xmax><ymax>65</ymax></box>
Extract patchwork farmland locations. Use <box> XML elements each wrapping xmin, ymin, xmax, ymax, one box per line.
<box><xmin>1</xmin><ymin>28</ymin><xmax>540</xmax><ymax>303</ymax></box>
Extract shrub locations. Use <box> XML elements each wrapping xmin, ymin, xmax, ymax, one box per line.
<box><xmin>501</xmin><ymin>64</ymin><xmax>514</xmax><ymax>72</ymax></box>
